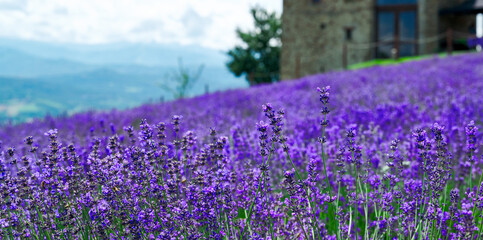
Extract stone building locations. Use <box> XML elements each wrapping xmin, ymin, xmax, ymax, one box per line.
<box><xmin>281</xmin><ymin>0</ymin><xmax>482</xmax><ymax>80</ymax></box>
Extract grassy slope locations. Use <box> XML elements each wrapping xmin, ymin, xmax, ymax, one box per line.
<box><xmin>348</xmin><ymin>50</ymin><xmax>476</xmax><ymax>70</ymax></box>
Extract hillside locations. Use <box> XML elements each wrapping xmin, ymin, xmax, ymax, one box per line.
<box><xmin>0</xmin><ymin>66</ymin><xmax>245</xmax><ymax>124</ymax></box>
<box><xmin>1</xmin><ymin>53</ymin><xmax>482</xmax><ymax>148</ymax></box>
<box><xmin>0</xmin><ymin>38</ymin><xmax>248</xmax><ymax>123</ymax></box>
<box><xmin>0</xmin><ymin>53</ymin><xmax>482</xmax><ymax>239</ymax></box>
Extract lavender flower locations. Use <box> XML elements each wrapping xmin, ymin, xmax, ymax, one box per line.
<box><xmin>0</xmin><ymin>53</ymin><xmax>481</xmax><ymax>239</ymax></box>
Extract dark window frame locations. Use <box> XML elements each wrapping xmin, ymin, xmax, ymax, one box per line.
<box><xmin>377</xmin><ymin>0</ymin><xmax>417</xmax><ymax>5</ymax></box>
<box><xmin>345</xmin><ymin>27</ymin><xmax>354</xmax><ymax>41</ymax></box>
<box><xmin>375</xmin><ymin>4</ymin><xmax>418</xmax><ymax>58</ymax></box>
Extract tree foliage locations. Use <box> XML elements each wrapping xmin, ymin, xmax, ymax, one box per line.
<box><xmin>226</xmin><ymin>6</ymin><xmax>281</xmax><ymax>86</ymax></box>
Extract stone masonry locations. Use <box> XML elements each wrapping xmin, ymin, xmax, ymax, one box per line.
<box><xmin>281</xmin><ymin>0</ymin><xmax>475</xmax><ymax>80</ymax></box>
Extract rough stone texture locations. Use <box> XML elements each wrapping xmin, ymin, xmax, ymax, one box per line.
<box><xmin>281</xmin><ymin>0</ymin><xmax>374</xmax><ymax>80</ymax></box>
<box><xmin>281</xmin><ymin>0</ymin><xmax>474</xmax><ymax>80</ymax></box>
<box><xmin>418</xmin><ymin>0</ymin><xmax>440</xmax><ymax>55</ymax></box>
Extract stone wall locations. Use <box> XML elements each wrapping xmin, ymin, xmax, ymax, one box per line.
<box><xmin>281</xmin><ymin>0</ymin><xmax>470</xmax><ymax>80</ymax></box>
<box><xmin>281</xmin><ymin>0</ymin><xmax>374</xmax><ymax>80</ymax></box>
<box><xmin>418</xmin><ymin>0</ymin><xmax>440</xmax><ymax>54</ymax></box>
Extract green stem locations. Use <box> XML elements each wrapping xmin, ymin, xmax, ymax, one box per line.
<box><xmin>415</xmin><ymin>154</ymin><xmax>428</xmax><ymax>235</ymax></box>
<box><xmin>472</xmin><ymin>171</ymin><xmax>483</xmax><ymax>220</ymax></box>
<box><xmin>335</xmin><ymin>181</ymin><xmax>342</xmax><ymax>240</ymax></box>
<box><xmin>363</xmin><ymin>182</ymin><xmax>369</xmax><ymax>240</ymax></box>
<box><xmin>477</xmin><ymin>215</ymin><xmax>483</xmax><ymax>240</ymax></box>
<box><xmin>348</xmin><ymin>141</ymin><xmax>358</xmax><ymax>240</ymax></box>
<box><xmin>355</xmin><ymin>164</ymin><xmax>359</xmax><ymax>240</ymax></box>
<box><xmin>296</xmin><ymin>213</ymin><xmax>311</xmax><ymax>240</ymax></box>
<box><xmin>348</xmin><ymin>207</ymin><xmax>353</xmax><ymax>238</ymax></box>
<box><xmin>262</xmin><ymin>171</ymin><xmax>276</xmax><ymax>239</ymax></box>
<box><xmin>280</xmin><ymin>139</ymin><xmax>323</xmax><ymax>240</ymax></box>
<box><xmin>372</xmin><ymin>203</ymin><xmax>381</xmax><ymax>240</ymax></box>
<box><xmin>320</xmin><ymin>116</ymin><xmax>332</xmax><ymax>199</ymax></box>
<box><xmin>320</xmin><ymin>122</ymin><xmax>335</xmax><ymax>236</ymax></box>
<box><xmin>241</xmin><ymin>142</ymin><xmax>275</xmax><ymax>239</ymax></box>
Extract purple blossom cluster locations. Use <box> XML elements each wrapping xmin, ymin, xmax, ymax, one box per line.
<box><xmin>0</xmin><ymin>53</ymin><xmax>483</xmax><ymax>239</ymax></box>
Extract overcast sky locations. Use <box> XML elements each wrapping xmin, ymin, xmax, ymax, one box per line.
<box><xmin>0</xmin><ymin>0</ymin><xmax>282</xmax><ymax>50</ymax></box>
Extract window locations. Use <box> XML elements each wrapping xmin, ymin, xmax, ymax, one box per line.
<box><xmin>345</xmin><ymin>27</ymin><xmax>354</xmax><ymax>41</ymax></box>
<box><xmin>376</xmin><ymin>0</ymin><xmax>417</xmax><ymax>58</ymax></box>
<box><xmin>376</xmin><ymin>9</ymin><xmax>417</xmax><ymax>58</ymax></box>
<box><xmin>377</xmin><ymin>0</ymin><xmax>416</xmax><ymax>5</ymax></box>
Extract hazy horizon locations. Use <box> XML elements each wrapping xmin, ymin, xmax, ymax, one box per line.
<box><xmin>0</xmin><ymin>37</ymin><xmax>249</xmax><ymax>124</ymax></box>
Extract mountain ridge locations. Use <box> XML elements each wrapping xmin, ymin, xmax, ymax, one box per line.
<box><xmin>0</xmin><ymin>37</ymin><xmax>229</xmax><ymax>67</ymax></box>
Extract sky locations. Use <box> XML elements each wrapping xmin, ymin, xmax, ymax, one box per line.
<box><xmin>0</xmin><ymin>0</ymin><xmax>282</xmax><ymax>50</ymax></box>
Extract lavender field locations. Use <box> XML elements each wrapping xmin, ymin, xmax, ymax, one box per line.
<box><xmin>0</xmin><ymin>53</ymin><xmax>482</xmax><ymax>239</ymax></box>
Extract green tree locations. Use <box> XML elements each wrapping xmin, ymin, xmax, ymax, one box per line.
<box><xmin>226</xmin><ymin>6</ymin><xmax>281</xmax><ymax>86</ymax></box>
<box><xmin>160</xmin><ymin>58</ymin><xmax>204</xmax><ymax>99</ymax></box>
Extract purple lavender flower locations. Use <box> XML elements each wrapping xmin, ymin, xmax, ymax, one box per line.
<box><xmin>0</xmin><ymin>53</ymin><xmax>482</xmax><ymax>239</ymax></box>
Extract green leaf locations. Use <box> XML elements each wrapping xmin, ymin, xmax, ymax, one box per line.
<box><xmin>236</xmin><ymin>207</ymin><xmax>247</xmax><ymax>219</ymax></box>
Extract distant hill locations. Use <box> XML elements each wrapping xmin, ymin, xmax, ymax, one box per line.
<box><xmin>0</xmin><ymin>66</ymin><xmax>246</xmax><ymax>123</ymax></box>
<box><xmin>0</xmin><ymin>37</ymin><xmax>228</xmax><ymax>67</ymax></box>
<box><xmin>0</xmin><ymin>47</ymin><xmax>96</xmax><ymax>77</ymax></box>
<box><xmin>0</xmin><ymin>38</ymin><xmax>248</xmax><ymax>124</ymax></box>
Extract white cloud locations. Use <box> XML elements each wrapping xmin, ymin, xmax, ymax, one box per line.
<box><xmin>181</xmin><ymin>7</ymin><xmax>212</xmax><ymax>38</ymax></box>
<box><xmin>131</xmin><ymin>19</ymin><xmax>165</xmax><ymax>34</ymax></box>
<box><xmin>0</xmin><ymin>0</ymin><xmax>282</xmax><ymax>50</ymax></box>
<box><xmin>0</xmin><ymin>0</ymin><xmax>28</xmax><ymax>11</ymax></box>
